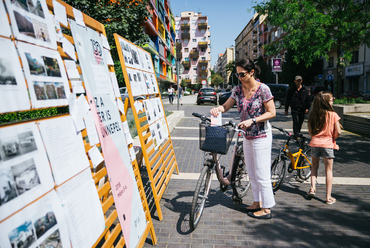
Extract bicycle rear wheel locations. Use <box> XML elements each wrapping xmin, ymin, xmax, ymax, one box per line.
<box><xmin>271</xmin><ymin>157</ymin><xmax>287</xmax><ymax>192</ymax></box>
<box><xmin>234</xmin><ymin>155</ymin><xmax>250</xmax><ymax>198</ymax></box>
<box><xmin>298</xmin><ymin>147</ymin><xmax>312</xmax><ymax>180</ymax></box>
<box><xmin>190</xmin><ymin>166</ymin><xmax>212</xmax><ymax>231</ymax></box>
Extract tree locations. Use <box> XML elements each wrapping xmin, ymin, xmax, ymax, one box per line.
<box><xmin>255</xmin><ymin>56</ymin><xmax>274</xmax><ymax>84</ymax></box>
<box><xmin>254</xmin><ymin>0</ymin><xmax>370</xmax><ymax>96</ymax></box>
<box><xmin>211</xmin><ymin>74</ymin><xmax>224</xmax><ymax>87</ymax></box>
<box><xmin>226</xmin><ymin>60</ymin><xmax>238</xmax><ymax>87</ymax></box>
<box><xmin>64</xmin><ymin>0</ymin><xmax>150</xmax><ymax>86</ymax></box>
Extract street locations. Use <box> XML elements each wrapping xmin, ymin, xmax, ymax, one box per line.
<box><xmin>142</xmin><ymin>94</ymin><xmax>370</xmax><ymax>247</ymax></box>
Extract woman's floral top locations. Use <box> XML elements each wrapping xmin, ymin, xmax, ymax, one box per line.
<box><xmin>230</xmin><ymin>83</ymin><xmax>273</xmax><ymax>139</ymax></box>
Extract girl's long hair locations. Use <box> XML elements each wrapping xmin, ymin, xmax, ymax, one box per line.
<box><xmin>308</xmin><ymin>91</ymin><xmax>335</xmax><ymax>136</ymax></box>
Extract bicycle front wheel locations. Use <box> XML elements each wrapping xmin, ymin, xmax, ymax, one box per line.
<box><xmin>234</xmin><ymin>155</ymin><xmax>250</xmax><ymax>198</ymax></box>
<box><xmin>190</xmin><ymin>166</ymin><xmax>212</xmax><ymax>231</ymax></box>
<box><xmin>298</xmin><ymin>147</ymin><xmax>312</xmax><ymax>180</ymax></box>
<box><xmin>271</xmin><ymin>157</ymin><xmax>286</xmax><ymax>192</ymax></box>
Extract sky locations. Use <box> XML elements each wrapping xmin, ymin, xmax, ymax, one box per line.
<box><xmin>170</xmin><ymin>0</ymin><xmax>261</xmax><ymax>67</ymax></box>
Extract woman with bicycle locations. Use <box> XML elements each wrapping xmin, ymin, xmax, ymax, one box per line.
<box><xmin>307</xmin><ymin>91</ymin><xmax>341</xmax><ymax>205</ymax></box>
<box><xmin>210</xmin><ymin>58</ymin><xmax>276</xmax><ymax>219</ymax></box>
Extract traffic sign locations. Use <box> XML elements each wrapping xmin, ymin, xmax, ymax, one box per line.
<box><xmin>202</xmin><ymin>80</ymin><xmax>206</xmax><ymax>85</ymax></box>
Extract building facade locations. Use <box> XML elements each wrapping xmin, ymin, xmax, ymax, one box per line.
<box><xmin>215</xmin><ymin>47</ymin><xmax>235</xmax><ymax>88</ymax></box>
<box><xmin>142</xmin><ymin>0</ymin><xmax>177</xmax><ymax>91</ymax></box>
<box><xmin>175</xmin><ymin>11</ymin><xmax>211</xmax><ymax>89</ymax></box>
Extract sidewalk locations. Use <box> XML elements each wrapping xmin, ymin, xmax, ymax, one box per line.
<box><xmin>143</xmin><ymin>104</ymin><xmax>370</xmax><ymax>248</ymax></box>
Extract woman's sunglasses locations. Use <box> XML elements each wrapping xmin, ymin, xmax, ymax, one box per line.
<box><xmin>235</xmin><ymin>72</ymin><xmax>248</xmax><ymax>78</ymax></box>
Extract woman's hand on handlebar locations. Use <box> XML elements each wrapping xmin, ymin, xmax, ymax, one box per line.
<box><xmin>238</xmin><ymin>119</ymin><xmax>253</xmax><ymax>129</ymax></box>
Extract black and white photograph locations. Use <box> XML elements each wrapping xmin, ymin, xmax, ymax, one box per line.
<box><xmin>34</xmin><ymin>20</ymin><xmax>50</xmax><ymax>43</ymax></box>
<box><xmin>0</xmin><ymin>130</ymin><xmax>37</xmax><ymax>162</ymax></box>
<box><xmin>8</xmin><ymin>220</ymin><xmax>37</xmax><ymax>248</ymax></box>
<box><xmin>11</xmin><ymin>158</ymin><xmax>41</xmax><ymax>195</ymax></box>
<box><xmin>34</xmin><ymin>211</ymin><xmax>57</xmax><ymax>239</ymax></box>
<box><xmin>28</xmin><ymin>0</ymin><xmax>45</xmax><ymax>18</ymax></box>
<box><xmin>38</xmin><ymin>229</ymin><xmax>62</xmax><ymax>248</ymax></box>
<box><xmin>25</xmin><ymin>52</ymin><xmax>46</xmax><ymax>76</ymax></box>
<box><xmin>0</xmin><ymin>58</ymin><xmax>17</xmax><ymax>85</ymax></box>
<box><xmin>0</xmin><ymin>38</ymin><xmax>30</xmax><ymax>113</ymax></box>
<box><xmin>0</xmin><ymin>167</ymin><xmax>18</xmax><ymax>206</ymax></box>
<box><xmin>131</xmin><ymin>47</ymin><xmax>140</xmax><ymax>65</ymax></box>
<box><xmin>11</xmin><ymin>0</ymin><xmax>29</xmax><ymax>12</ymax></box>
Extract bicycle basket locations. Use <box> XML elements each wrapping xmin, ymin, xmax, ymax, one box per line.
<box><xmin>199</xmin><ymin>123</ymin><xmax>235</xmax><ymax>155</ymax></box>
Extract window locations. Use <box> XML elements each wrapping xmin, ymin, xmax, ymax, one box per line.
<box><xmin>193</xmin><ymin>66</ymin><xmax>197</xmax><ymax>70</ymax></box>
<box><xmin>176</xmin><ymin>30</ymin><xmax>179</xmax><ymax>35</ymax></box>
<box><xmin>184</xmin><ymin>48</ymin><xmax>189</xmax><ymax>52</ymax></box>
<box><xmin>193</xmin><ymin>75</ymin><xmax>197</xmax><ymax>79</ymax></box>
<box><xmin>192</xmin><ymin>57</ymin><xmax>197</xmax><ymax>62</ymax></box>
<box><xmin>200</xmin><ymin>29</ymin><xmax>206</xmax><ymax>33</ymax></box>
<box><xmin>202</xmin><ymin>66</ymin><xmax>206</xmax><ymax>70</ymax></box>
<box><xmin>185</xmin><ymin>75</ymin><xmax>190</xmax><ymax>79</ymax></box>
<box><xmin>202</xmin><ymin>75</ymin><xmax>206</xmax><ymax>79</ymax></box>
<box><xmin>185</xmin><ymin>58</ymin><xmax>189</xmax><ymax>61</ymax></box>
<box><xmin>183</xmin><ymin>20</ymin><xmax>188</xmax><ymax>24</ymax></box>
<box><xmin>192</xmin><ymin>38</ymin><xmax>197</xmax><ymax>42</ymax></box>
<box><xmin>328</xmin><ymin>57</ymin><xmax>334</xmax><ymax>68</ymax></box>
<box><xmin>176</xmin><ymin>39</ymin><xmax>180</xmax><ymax>43</ymax></box>
<box><xmin>201</xmin><ymin>48</ymin><xmax>206</xmax><ymax>52</ymax></box>
<box><xmin>192</xmin><ymin>20</ymin><xmax>196</xmax><ymax>25</ymax></box>
<box><xmin>184</xmin><ymin>39</ymin><xmax>189</xmax><ymax>43</ymax></box>
<box><xmin>175</xmin><ymin>21</ymin><xmax>179</xmax><ymax>26</ymax></box>
<box><xmin>351</xmin><ymin>50</ymin><xmax>359</xmax><ymax>63</ymax></box>
<box><xmin>201</xmin><ymin>57</ymin><xmax>206</xmax><ymax>60</ymax></box>
<box><xmin>192</xmin><ymin>29</ymin><xmax>196</xmax><ymax>34</ymax></box>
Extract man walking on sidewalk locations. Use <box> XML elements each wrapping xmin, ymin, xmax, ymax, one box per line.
<box><xmin>285</xmin><ymin>75</ymin><xmax>310</xmax><ymax>136</ymax></box>
<box><xmin>168</xmin><ymin>85</ymin><xmax>174</xmax><ymax>104</ymax></box>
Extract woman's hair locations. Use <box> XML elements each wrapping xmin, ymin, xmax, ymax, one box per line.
<box><xmin>308</xmin><ymin>91</ymin><xmax>335</xmax><ymax>136</ymax></box>
<box><xmin>235</xmin><ymin>58</ymin><xmax>261</xmax><ymax>76</ymax></box>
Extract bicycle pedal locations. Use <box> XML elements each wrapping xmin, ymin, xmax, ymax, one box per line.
<box><xmin>232</xmin><ymin>196</ymin><xmax>242</xmax><ymax>205</ymax></box>
<box><xmin>288</xmin><ymin>167</ymin><xmax>294</xmax><ymax>173</ymax></box>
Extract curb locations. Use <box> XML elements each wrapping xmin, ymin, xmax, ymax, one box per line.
<box><xmin>133</xmin><ymin>110</ymin><xmax>184</xmax><ymax>146</ymax></box>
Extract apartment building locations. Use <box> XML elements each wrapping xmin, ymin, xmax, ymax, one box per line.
<box><xmin>142</xmin><ymin>0</ymin><xmax>177</xmax><ymax>89</ymax></box>
<box><xmin>235</xmin><ymin>14</ymin><xmax>259</xmax><ymax>62</ymax></box>
<box><xmin>175</xmin><ymin>11</ymin><xmax>211</xmax><ymax>89</ymax></box>
<box><xmin>214</xmin><ymin>47</ymin><xmax>235</xmax><ymax>87</ymax></box>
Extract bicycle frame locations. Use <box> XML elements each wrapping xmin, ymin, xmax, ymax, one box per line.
<box><xmin>282</xmin><ymin>144</ymin><xmax>312</xmax><ymax>170</ymax></box>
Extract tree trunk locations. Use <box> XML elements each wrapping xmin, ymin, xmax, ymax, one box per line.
<box><xmin>336</xmin><ymin>45</ymin><xmax>343</xmax><ymax>98</ymax></box>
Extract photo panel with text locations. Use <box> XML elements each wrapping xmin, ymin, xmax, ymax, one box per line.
<box><xmin>0</xmin><ymin>190</ymin><xmax>71</xmax><ymax>248</ymax></box>
<box><xmin>126</xmin><ymin>68</ymin><xmax>148</xmax><ymax>97</ymax></box>
<box><xmin>17</xmin><ymin>41</ymin><xmax>70</xmax><ymax>108</ymax></box>
<box><xmin>0</xmin><ymin>122</ymin><xmax>55</xmax><ymax>221</ymax></box>
<box><xmin>0</xmin><ymin>38</ymin><xmax>31</xmax><ymax>113</ymax></box>
<box><xmin>4</xmin><ymin>0</ymin><xmax>57</xmax><ymax>49</ymax></box>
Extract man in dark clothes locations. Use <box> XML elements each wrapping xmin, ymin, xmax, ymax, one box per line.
<box><xmin>285</xmin><ymin>75</ymin><xmax>311</xmax><ymax>136</ymax></box>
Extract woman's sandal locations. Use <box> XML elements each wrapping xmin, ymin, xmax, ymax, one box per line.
<box><xmin>326</xmin><ymin>197</ymin><xmax>337</xmax><ymax>205</ymax></box>
<box><xmin>307</xmin><ymin>189</ymin><xmax>316</xmax><ymax>197</ymax></box>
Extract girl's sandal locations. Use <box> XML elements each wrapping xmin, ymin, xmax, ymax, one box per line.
<box><xmin>326</xmin><ymin>197</ymin><xmax>337</xmax><ymax>205</ymax></box>
<box><xmin>307</xmin><ymin>189</ymin><xmax>316</xmax><ymax>197</ymax></box>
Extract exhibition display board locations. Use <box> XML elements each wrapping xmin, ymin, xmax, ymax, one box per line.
<box><xmin>114</xmin><ymin>34</ymin><xmax>179</xmax><ymax>221</ymax></box>
<box><xmin>0</xmin><ymin>0</ymin><xmax>157</xmax><ymax>247</ymax></box>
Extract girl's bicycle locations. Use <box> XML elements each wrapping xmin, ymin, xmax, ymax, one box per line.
<box><xmin>271</xmin><ymin>125</ymin><xmax>312</xmax><ymax>192</ymax></box>
<box><xmin>190</xmin><ymin>113</ymin><xmax>251</xmax><ymax>231</ymax></box>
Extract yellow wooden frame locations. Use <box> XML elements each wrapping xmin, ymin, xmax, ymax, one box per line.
<box><xmin>114</xmin><ymin>33</ymin><xmax>179</xmax><ymax>221</ymax></box>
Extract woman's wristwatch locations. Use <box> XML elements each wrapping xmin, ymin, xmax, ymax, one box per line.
<box><xmin>252</xmin><ymin>118</ymin><xmax>257</xmax><ymax>125</ymax></box>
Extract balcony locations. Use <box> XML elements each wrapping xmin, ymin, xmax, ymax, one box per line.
<box><xmin>176</xmin><ymin>52</ymin><xmax>182</xmax><ymax>59</ymax></box>
<box><xmin>198</xmin><ymin>59</ymin><xmax>208</xmax><ymax>66</ymax></box>
<box><xmin>184</xmin><ymin>79</ymin><xmax>191</xmax><ymax>84</ymax></box>
<box><xmin>198</xmin><ymin>69</ymin><xmax>208</xmax><ymax>75</ymax></box>
<box><xmin>181</xmin><ymin>33</ymin><xmax>190</xmax><ymax>39</ymax></box>
<box><xmin>198</xmin><ymin>41</ymin><xmax>208</xmax><ymax>48</ymax></box>
<box><xmin>190</xmin><ymin>50</ymin><xmax>199</xmax><ymax>58</ymax></box>
<box><xmin>181</xmin><ymin>23</ymin><xmax>190</xmax><ymax>30</ymax></box>
<box><xmin>176</xmin><ymin>42</ymin><xmax>182</xmax><ymax>50</ymax></box>
<box><xmin>182</xmin><ymin>60</ymin><xmax>190</xmax><ymax>67</ymax></box>
<box><xmin>198</xmin><ymin>22</ymin><xmax>208</xmax><ymax>29</ymax></box>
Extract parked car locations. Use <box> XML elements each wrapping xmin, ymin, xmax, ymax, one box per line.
<box><xmin>340</xmin><ymin>91</ymin><xmax>364</xmax><ymax>99</ymax></box>
<box><xmin>266</xmin><ymin>84</ymin><xmax>289</xmax><ymax>109</ymax></box>
<box><xmin>119</xmin><ymin>87</ymin><xmax>145</xmax><ymax>102</ymax></box>
<box><xmin>362</xmin><ymin>91</ymin><xmax>370</xmax><ymax>101</ymax></box>
<box><xmin>197</xmin><ymin>87</ymin><xmax>217</xmax><ymax>105</ymax></box>
<box><xmin>218</xmin><ymin>91</ymin><xmax>232</xmax><ymax>105</ymax></box>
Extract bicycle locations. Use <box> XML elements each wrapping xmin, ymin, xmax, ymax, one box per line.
<box><xmin>190</xmin><ymin>112</ymin><xmax>251</xmax><ymax>231</ymax></box>
<box><xmin>271</xmin><ymin>125</ymin><xmax>312</xmax><ymax>192</ymax></box>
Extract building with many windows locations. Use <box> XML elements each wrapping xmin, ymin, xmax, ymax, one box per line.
<box><xmin>214</xmin><ymin>47</ymin><xmax>235</xmax><ymax>88</ymax></box>
<box><xmin>142</xmin><ymin>0</ymin><xmax>177</xmax><ymax>91</ymax></box>
<box><xmin>175</xmin><ymin>11</ymin><xmax>211</xmax><ymax>89</ymax></box>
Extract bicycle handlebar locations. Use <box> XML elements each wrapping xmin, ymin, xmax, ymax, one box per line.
<box><xmin>272</xmin><ymin>125</ymin><xmax>310</xmax><ymax>144</ymax></box>
<box><xmin>272</xmin><ymin>125</ymin><xmax>291</xmax><ymax>136</ymax></box>
<box><xmin>192</xmin><ymin>112</ymin><xmax>246</xmax><ymax>134</ymax></box>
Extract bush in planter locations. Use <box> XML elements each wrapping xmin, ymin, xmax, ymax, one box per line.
<box><xmin>186</xmin><ymin>88</ymin><xmax>192</xmax><ymax>95</ymax></box>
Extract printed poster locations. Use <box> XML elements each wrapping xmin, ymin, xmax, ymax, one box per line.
<box><xmin>126</xmin><ymin>68</ymin><xmax>148</xmax><ymax>97</ymax></box>
<box><xmin>0</xmin><ymin>190</ymin><xmax>71</xmax><ymax>248</ymax></box>
<box><xmin>0</xmin><ymin>122</ymin><xmax>55</xmax><ymax>221</ymax></box>
<box><xmin>4</xmin><ymin>0</ymin><xmax>57</xmax><ymax>49</ymax></box>
<box><xmin>0</xmin><ymin>38</ymin><xmax>31</xmax><ymax>114</ymax></box>
<box><xmin>17</xmin><ymin>41</ymin><xmax>70</xmax><ymax>108</ymax></box>
<box><xmin>70</xmin><ymin>21</ymin><xmax>146</xmax><ymax>248</ymax></box>
<box><xmin>38</xmin><ymin>116</ymin><xmax>90</xmax><ymax>185</ymax></box>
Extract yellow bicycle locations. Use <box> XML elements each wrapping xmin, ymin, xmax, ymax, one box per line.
<box><xmin>271</xmin><ymin>126</ymin><xmax>312</xmax><ymax>192</ymax></box>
